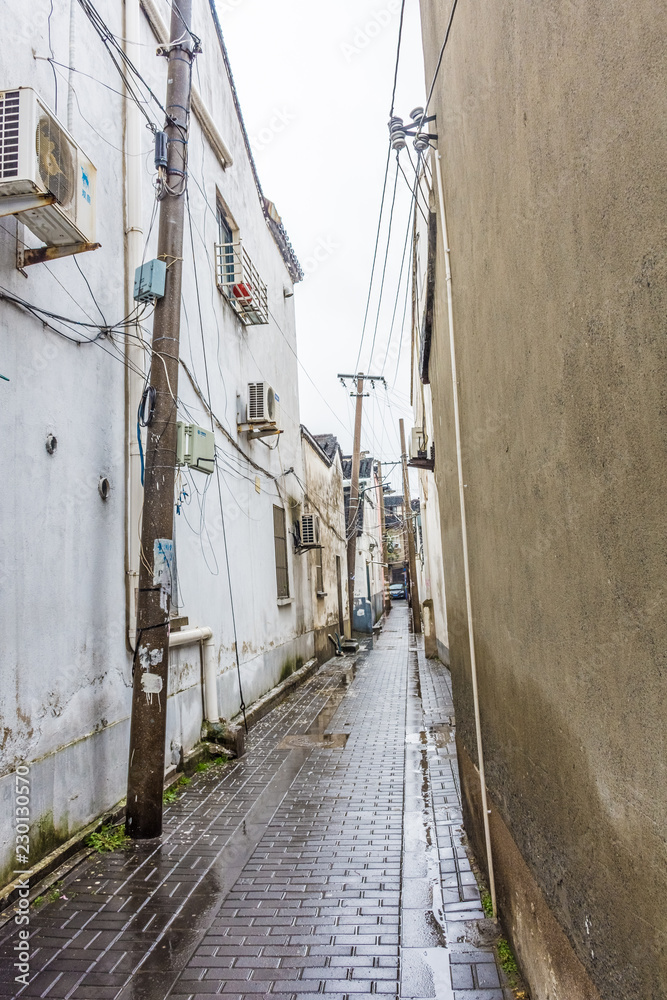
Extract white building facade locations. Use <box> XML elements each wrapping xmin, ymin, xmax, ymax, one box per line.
<box><xmin>300</xmin><ymin>429</ymin><xmax>350</xmax><ymax>657</ymax></box>
<box><xmin>0</xmin><ymin>0</ymin><xmax>329</xmax><ymax>887</ymax></box>
<box><xmin>409</xmin><ymin>173</ymin><xmax>448</xmax><ymax>661</ymax></box>
<box><xmin>343</xmin><ymin>457</ymin><xmax>385</xmax><ymax>632</ymax></box>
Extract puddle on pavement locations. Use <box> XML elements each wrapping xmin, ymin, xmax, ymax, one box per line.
<box><xmin>420</xmin><ymin>947</ymin><xmax>456</xmax><ymax>999</ymax></box>
<box><xmin>278</xmin><ymin>666</ymin><xmax>355</xmax><ymax>750</ymax></box>
<box><xmin>430</xmin><ymin>722</ymin><xmax>456</xmax><ymax>747</ymax></box>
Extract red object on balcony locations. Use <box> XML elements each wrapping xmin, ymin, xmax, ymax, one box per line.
<box><xmin>233</xmin><ymin>281</ymin><xmax>253</xmax><ymax>301</ymax></box>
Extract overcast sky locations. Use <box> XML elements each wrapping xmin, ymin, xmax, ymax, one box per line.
<box><xmin>219</xmin><ymin>0</ymin><xmax>426</xmax><ymax>489</ymax></box>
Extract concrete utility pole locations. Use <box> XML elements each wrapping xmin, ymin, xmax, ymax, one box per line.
<box><xmin>400</xmin><ymin>418</ymin><xmax>421</xmax><ymax>634</ymax></box>
<box><xmin>338</xmin><ymin>372</ymin><xmax>385</xmax><ymax>632</ymax></box>
<box><xmin>126</xmin><ymin>0</ymin><xmax>195</xmax><ymax>840</ymax></box>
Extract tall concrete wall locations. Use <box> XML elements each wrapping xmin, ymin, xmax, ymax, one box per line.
<box><xmin>417</xmin><ymin>1</ymin><xmax>667</xmax><ymax>997</ymax></box>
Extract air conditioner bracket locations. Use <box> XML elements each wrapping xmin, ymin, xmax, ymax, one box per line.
<box><xmin>0</xmin><ymin>192</ymin><xmax>56</xmax><ymax>218</ymax></box>
<box><xmin>238</xmin><ymin>422</ymin><xmax>282</xmax><ymax>439</ymax></box>
<box><xmin>18</xmin><ymin>241</ymin><xmax>101</xmax><ymax>268</ymax></box>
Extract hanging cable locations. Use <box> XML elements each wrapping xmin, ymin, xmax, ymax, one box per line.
<box><xmin>391</xmin><ymin>258</ymin><xmax>413</xmax><ymax>390</ymax></box>
<box><xmin>354</xmin><ymin>142</ymin><xmax>393</xmax><ymax>372</ymax></box>
<box><xmin>75</xmin><ymin>0</ymin><xmax>176</xmax><ymax>130</ymax></box>
<box><xmin>365</xmin><ymin>157</ymin><xmax>400</xmax><ymax>372</ymax></box>
<box><xmin>389</xmin><ymin>0</ymin><xmax>407</xmax><ymax>117</ymax></box>
<box><xmin>185</xmin><ymin>192</ymin><xmax>247</xmax><ymax>730</ymax></box>
<box><xmin>381</xmin><ymin>188</ymin><xmax>416</xmax><ymax>375</ymax></box>
<box><xmin>354</xmin><ymin>0</ymin><xmax>410</xmax><ymax>372</ymax></box>
<box><xmin>412</xmin><ymin>0</ymin><xmax>461</xmax><ymax>152</ymax></box>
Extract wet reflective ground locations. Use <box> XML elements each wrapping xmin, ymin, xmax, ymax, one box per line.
<box><xmin>0</xmin><ymin>607</ymin><xmax>510</xmax><ymax>1000</ymax></box>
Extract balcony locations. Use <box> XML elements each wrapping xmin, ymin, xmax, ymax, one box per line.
<box><xmin>215</xmin><ymin>240</ymin><xmax>268</xmax><ymax>325</ymax></box>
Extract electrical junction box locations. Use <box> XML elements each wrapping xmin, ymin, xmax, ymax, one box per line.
<box><xmin>134</xmin><ymin>258</ymin><xmax>166</xmax><ymax>302</ymax></box>
<box><xmin>410</xmin><ymin>427</ymin><xmax>426</xmax><ymax>459</ymax></box>
<box><xmin>176</xmin><ymin>422</ymin><xmax>215</xmax><ymax>475</ymax></box>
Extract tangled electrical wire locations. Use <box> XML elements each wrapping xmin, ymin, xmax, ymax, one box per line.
<box><xmin>75</xmin><ymin>0</ymin><xmax>171</xmax><ymax>132</ymax></box>
<box><xmin>0</xmin><ymin>284</ymin><xmax>151</xmax><ymax>346</ymax></box>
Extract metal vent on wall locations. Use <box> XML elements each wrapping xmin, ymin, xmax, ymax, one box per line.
<box><xmin>0</xmin><ymin>90</ymin><xmax>19</xmax><ymax>178</ymax></box>
<box><xmin>36</xmin><ymin>113</ymin><xmax>75</xmax><ymax>208</ymax></box>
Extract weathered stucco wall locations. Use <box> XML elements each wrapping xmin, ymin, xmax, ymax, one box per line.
<box><xmin>353</xmin><ymin>470</ymin><xmax>385</xmax><ymax>626</ymax></box>
<box><xmin>301</xmin><ymin>432</ymin><xmax>349</xmax><ymax>651</ymax></box>
<box><xmin>418</xmin><ymin>1</ymin><xmax>667</xmax><ymax>997</ymax></box>
<box><xmin>0</xmin><ymin>0</ymin><xmax>315</xmax><ymax>888</ymax></box>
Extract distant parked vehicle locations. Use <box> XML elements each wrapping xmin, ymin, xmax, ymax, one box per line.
<box><xmin>389</xmin><ymin>583</ymin><xmax>406</xmax><ymax>600</ymax></box>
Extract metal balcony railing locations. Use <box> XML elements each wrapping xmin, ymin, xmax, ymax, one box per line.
<box><xmin>214</xmin><ymin>240</ymin><xmax>269</xmax><ymax>325</ymax></box>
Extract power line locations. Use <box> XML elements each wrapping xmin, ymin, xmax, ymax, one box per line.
<box><xmin>421</xmin><ymin>0</ymin><xmax>460</xmax><ymax>124</ymax></box>
<box><xmin>354</xmin><ymin>142</ymin><xmax>393</xmax><ymax>372</ymax></box>
<box><xmin>75</xmin><ymin>0</ymin><xmax>177</xmax><ymax>131</ymax></box>
<box><xmin>389</xmin><ymin>0</ymin><xmax>408</xmax><ymax>117</ymax></box>
<box><xmin>185</xmin><ymin>190</ymin><xmax>247</xmax><ymax>728</ymax></box>
<box><xmin>391</xmin><ymin>259</ymin><xmax>413</xmax><ymax>390</ymax></box>
<box><xmin>354</xmin><ymin>0</ymin><xmax>411</xmax><ymax>373</ymax></box>
<box><xmin>381</xmin><ymin>192</ymin><xmax>415</xmax><ymax>375</ymax></box>
<box><xmin>267</xmin><ymin>306</ymin><xmax>352</xmax><ymax>439</ymax></box>
<box><xmin>365</xmin><ymin>159</ymin><xmax>401</xmax><ymax>372</ymax></box>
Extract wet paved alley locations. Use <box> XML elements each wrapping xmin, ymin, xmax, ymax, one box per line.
<box><xmin>0</xmin><ymin>607</ymin><xmax>510</xmax><ymax>1000</ymax></box>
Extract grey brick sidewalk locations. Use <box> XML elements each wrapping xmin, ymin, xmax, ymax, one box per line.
<box><xmin>404</xmin><ymin>642</ymin><xmax>511</xmax><ymax>1000</ymax></box>
<box><xmin>0</xmin><ymin>606</ymin><xmax>509</xmax><ymax>1000</ymax></box>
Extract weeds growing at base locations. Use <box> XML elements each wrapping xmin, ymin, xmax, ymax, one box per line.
<box><xmin>87</xmin><ymin>824</ymin><xmax>129</xmax><ymax>853</ymax></box>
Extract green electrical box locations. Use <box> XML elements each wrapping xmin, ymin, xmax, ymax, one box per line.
<box><xmin>176</xmin><ymin>421</ymin><xmax>215</xmax><ymax>475</ymax></box>
<box><xmin>134</xmin><ymin>258</ymin><xmax>167</xmax><ymax>302</ymax></box>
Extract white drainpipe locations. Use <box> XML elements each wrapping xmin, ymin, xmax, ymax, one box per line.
<box><xmin>169</xmin><ymin>627</ymin><xmax>219</xmax><ymax>723</ymax></box>
<box><xmin>123</xmin><ymin>0</ymin><xmax>145</xmax><ymax>650</ymax></box>
<box><xmin>433</xmin><ymin>149</ymin><xmax>497</xmax><ymax>918</ymax></box>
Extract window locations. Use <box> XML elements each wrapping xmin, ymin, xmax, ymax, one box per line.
<box><xmin>214</xmin><ymin>196</ymin><xmax>269</xmax><ymax>326</ymax></box>
<box><xmin>216</xmin><ymin>199</ymin><xmax>235</xmax><ymax>285</ymax></box>
<box><xmin>273</xmin><ymin>505</ymin><xmax>289</xmax><ymax>599</ymax></box>
<box><xmin>315</xmin><ymin>549</ymin><xmax>324</xmax><ymax>596</ymax></box>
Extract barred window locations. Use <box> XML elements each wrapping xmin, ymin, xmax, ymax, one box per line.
<box><xmin>273</xmin><ymin>505</ymin><xmax>289</xmax><ymax>598</ymax></box>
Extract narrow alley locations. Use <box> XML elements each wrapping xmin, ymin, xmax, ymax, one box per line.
<box><xmin>0</xmin><ymin>608</ymin><xmax>509</xmax><ymax>1000</ymax></box>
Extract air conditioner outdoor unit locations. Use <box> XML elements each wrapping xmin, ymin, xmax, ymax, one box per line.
<box><xmin>301</xmin><ymin>513</ymin><xmax>321</xmax><ymax>548</ymax></box>
<box><xmin>247</xmin><ymin>381</ymin><xmax>279</xmax><ymax>425</ymax></box>
<box><xmin>410</xmin><ymin>427</ymin><xmax>426</xmax><ymax>460</ymax></box>
<box><xmin>0</xmin><ymin>87</ymin><xmax>96</xmax><ymax>245</ymax></box>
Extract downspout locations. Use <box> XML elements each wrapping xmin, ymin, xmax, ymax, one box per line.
<box><xmin>123</xmin><ymin>0</ymin><xmax>145</xmax><ymax>651</ymax></box>
<box><xmin>169</xmin><ymin>627</ymin><xmax>218</xmax><ymax>723</ymax></box>
<box><xmin>433</xmin><ymin>148</ymin><xmax>497</xmax><ymax>918</ymax></box>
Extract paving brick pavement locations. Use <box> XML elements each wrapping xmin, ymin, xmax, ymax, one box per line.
<box><xmin>0</xmin><ymin>606</ymin><xmax>510</xmax><ymax>1000</ymax></box>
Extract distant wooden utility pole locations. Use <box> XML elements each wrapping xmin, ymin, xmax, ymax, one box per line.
<box><xmin>400</xmin><ymin>418</ymin><xmax>421</xmax><ymax>633</ymax></box>
<box><xmin>126</xmin><ymin>0</ymin><xmax>196</xmax><ymax>840</ymax></box>
<box><xmin>338</xmin><ymin>372</ymin><xmax>385</xmax><ymax>631</ymax></box>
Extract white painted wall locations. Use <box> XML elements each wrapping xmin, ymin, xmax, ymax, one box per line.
<box><xmin>0</xmin><ymin>0</ymin><xmax>318</xmax><ymax>886</ymax></box>
<box><xmin>348</xmin><ymin>466</ymin><xmax>384</xmax><ymax>627</ymax></box>
<box><xmin>411</xmin><ymin>167</ymin><xmax>448</xmax><ymax>658</ymax></box>
<box><xmin>300</xmin><ymin>431</ymin><xmax>349</xmax><ymax>650</ymax></box>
